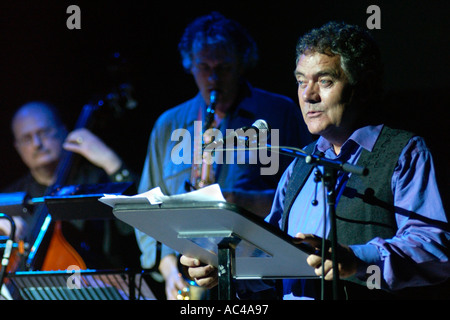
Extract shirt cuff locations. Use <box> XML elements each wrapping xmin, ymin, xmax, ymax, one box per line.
<box><xmin>349</xmin><ymin>243</ymin><xmax>382</xmax><ymax>278</ymax></box>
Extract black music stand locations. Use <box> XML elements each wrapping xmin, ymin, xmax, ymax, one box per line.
<box><xmin>110</xmin><ymin>201</ymin><xmax>318</xmax><ymax>300</ymax></box>
<box><xmin>44</xmin><ymin>181</ymin><xmax>135</xmax><ymax>220</ymax></box>
<box><xmin>0</xmin><ymin>182</ymin><xmax>135</xmax><ymax>220</ymax></box>
<box><xmin>24</xmin><ymin>182</ymin><xmax>135</xmax><ymax>270</ymax></box>
<box><xmin>0</xmin><ymin>192</ymin><xmax>33</xmax><ymax>218</ymax></box>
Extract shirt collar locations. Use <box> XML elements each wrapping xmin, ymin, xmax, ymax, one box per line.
<box><xmin>315</xmin><ymin>124</ymin><xmax>384</xmax><ymax>155</ymax></box>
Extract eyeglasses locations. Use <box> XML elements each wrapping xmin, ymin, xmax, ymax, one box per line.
<box><xmin>15</xmin><ymin>127</ymin><xmax>59</xmax><ymax>146</ymax></box>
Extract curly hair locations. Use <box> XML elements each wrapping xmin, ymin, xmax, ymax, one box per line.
<box><xmin>178</xmin><ymin>12</ymin><xmax>258</xmax><ymax>73</ymax></box>
<box><xmin>296</xmin><ymin>21</ymin><xmax>383</xmax><ymax>96</ymax></box>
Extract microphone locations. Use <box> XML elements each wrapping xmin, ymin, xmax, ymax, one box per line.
<box><xmin>209</xmin><ymin>90</ymin><xmax>218</xmax><ymax>106</ymax></box>
<box><xmin>206</xmin><ymin>90</ymin><xmax>218</xmax><ymax>115</ymax></box>
<box><xmin>204</xmin><ymin>91</ymin><xmax>218</xmax><ymax>131</ymax></box>
<box><xmin>204</xmin><ymin>119</ymin><xmax>270</xmax><ymax>149</ymax></box>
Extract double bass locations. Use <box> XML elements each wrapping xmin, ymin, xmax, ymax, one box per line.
<box><xmin>25</xmin><ymin>102</ymin><xmax>98</xmax><ymax>271</ymax></box>
<box><xmin>15</xmin><ymin>56</ymin><xmax>137</xmax><ymax>272</ymax></box>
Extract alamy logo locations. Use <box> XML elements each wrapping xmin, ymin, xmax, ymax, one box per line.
<box><xmin>366</xmin><ymin>265</ymin><xmax>381</xmax><ymax>290</ymax></box>
<box><xmin>66</xmin><ymin>5</ymin><xmax>81</xmax><ymax>30</ymax></box>
<box><xmin>366</xmin><ymin>5</ymin><xmax>381</xmax><ymax>30</ymax></box>
<box><xmin>170</xmin><ymin>121</ymin><xmax>280</xmax><ymax>175</ymax></box>
<box><xmin>66</xmin><ymin>265</ymin><xmax>81</xmax><ymax>289</ymax></box>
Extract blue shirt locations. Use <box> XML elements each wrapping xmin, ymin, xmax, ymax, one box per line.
<box><xmin>265</xmin><ymin>125</ymin><xmax>450</xmax><ymax>298</ymax></box>
<box><xmin>136</xmin><ymin>84</ymin><xmax>311</xmax><ymax>268</ymax></box>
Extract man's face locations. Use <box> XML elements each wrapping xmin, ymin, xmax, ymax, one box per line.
<box><xmin>295</xmin><ymin>52</ymin><xmax>355</xmax><ymax>139</ymax></box>
<box><xmin>190</xmin><ymin>47</ymin><xmax>243</xmax><ymax>114</ymax></box>
<box><xmin>13</xmin><ymin>108</ymin><xmax>65</xmax><ymax>172</ymax></box>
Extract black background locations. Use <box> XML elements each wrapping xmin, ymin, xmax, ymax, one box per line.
<box><xmin>0</xmin><ymin>1</ymin><xmax>448</xmax><ymax>201</ymax></box>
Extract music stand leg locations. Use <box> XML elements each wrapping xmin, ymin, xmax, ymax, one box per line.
<box><xmin>128</xmin><ymin>270</ymin><xmax>136</xmax><ymax>300</ymax></box>
<box><xmin>217</xmin><ymin>237</ymin><xmax>238</xmax><ymax>300</ymax></box>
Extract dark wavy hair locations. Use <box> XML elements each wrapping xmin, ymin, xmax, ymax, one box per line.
<box><xmin>178</xmin><ymin>12</ymin><xmax>258</xmax><ymax>73</ymax></box>
<box><xmin>296</xmin><ymin>21</ymin><xmax>383</xmax><ymax>101</ymax></box>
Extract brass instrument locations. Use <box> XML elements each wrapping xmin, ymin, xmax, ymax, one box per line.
<box><xmin>191</xmin><ymin>90</ymin><xmax>218</xmax><ymax>189</ymax></box>
<box><xmin>181</xmin><ymin>91</ymin><xmax>220</xmax><ymax>300</ymax></box>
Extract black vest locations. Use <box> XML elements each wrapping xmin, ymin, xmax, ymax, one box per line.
<box><xmin>282</xmin><ymin>126</ymin><xmax>414</xmax><ymax>246</ymax></box>
<box><xmin>280</xmin><ymin>127</ymin><xmax>450</xmax><ymax>299</ymax></box>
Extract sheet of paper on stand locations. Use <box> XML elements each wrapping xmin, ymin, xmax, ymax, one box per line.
<box><xmin>98</xmin><ymin>183</ymin><xmax>226</xmax><ymax>207</ymax></box>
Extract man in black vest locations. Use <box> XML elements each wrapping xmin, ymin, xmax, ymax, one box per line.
<box><xmin>180</xmin><ymin>21</ymin><xmax>450</xmax><ymax>299</ymax></box>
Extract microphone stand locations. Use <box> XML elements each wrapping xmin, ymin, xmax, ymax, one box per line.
<box><xmin>207</xmin><ymin>125</ymin><xmax>368</xmax><ymax>300</ymax></box>
<box><xmin>0</xmin><ymin>213</ymin><xmax>16</xmax><ymax>294</ymax></box>
<box><xmin>268</xmin><ymin>144</ymin><xmax>368</xmax><ymax>300</ymax></box>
